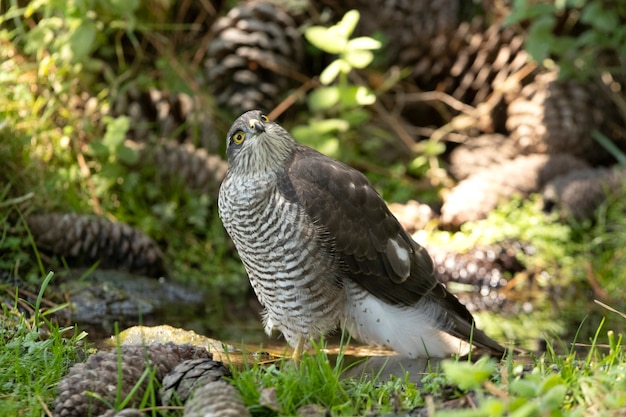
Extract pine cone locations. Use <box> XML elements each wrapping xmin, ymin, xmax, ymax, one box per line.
<box><xmin>400</xmin><ymin>19</ymin><xmax>531</xmax><ymax>107</ymax></box>
<box><xmin>506</xmin><ymin>72</ymin><xmax>625</xmax><ymax>164</ymax></box>
<box><xmin>161</xmin><ymin>358</ymin><xmax>232</xmax><ymax>406</ymax></box>
<box><xmin>205</xmin><ymin>0</ymin><xmax>303</xmax><ymax>115</ymax></box>
<box><xmin>184</xmin><ymin>380</ymin><xmax>251</xmax><ymax>417</ymax></box>
<box><xmin>427</xmin><ymin>240</ymin><xmax>528</xmax><ymax>313</ymax></box>
<box><xmin>125</xmin><ymin>139</ymin><xmax>228</xmax><ymax>197</ymax></box>
<box><xmin>448</xmin><ymin>134</ymin><xmax>519</xmax><ymax>180</ymax></box>
<box><xmin>112</xmin><ymin>87</ymin><xmax>221</xmax><ymax>153</ymax></box>
<box><xmin>53</xmin><ymin>343</ymin><xmax>211</xmax><ymax>417</ymax></box>
<box><xmin>440</xmin><ymin>153</ymin><xmax>589</xmax><ymax>227</ymax></box>
<box><xmin>542</xmin><ymin>167</ymin><xmax>626</xmax><ymax>221</ymax></box>
<box><xmin>27</xmin><ymin>213</ymin><xmax>166</xmax><ymax>278</ymax></box>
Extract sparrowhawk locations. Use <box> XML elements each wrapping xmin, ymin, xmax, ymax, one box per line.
<box><xmin>218</xmin><ymin>110</ymin><xmax>505</xmax><ymax>358</ymax></box>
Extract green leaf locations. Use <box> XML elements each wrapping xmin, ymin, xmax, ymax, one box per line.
<box><xmin>341</xmin><ymin>108</ymin><xmax>370</xmax><ymax>126</ymax></box>
<box><xmin>336</xmin><ymin>10</ymin><xmax>360</xmax><ymax>39</ymax></box>
<box><xmin>539</xmin><ymin>374</ymin><xmax>565</xmax><ymax>395</ymax></box>
<box><xmin>319</xmin><ymin>60</ymin><xmax>349</xmax><ymax>85</ymax></box>
<box><xmin>291</xmin><ymin>125</ymin><xmax>318</xmax><ymax>143</ymax></box>
<box><xmin>308</xmin><ymin>86</ymin><xmax>340</xmax><ymax>111</ymax></box>
<box><xmin>103</xmin><ymin>116</ymin><xmax>130</xmax><ymax>149</ymax></box>
<box><xmin>541</xmin><ymin>384</ymin><xmax>567</xmax><ymax>409</ymax></box>
<box><xmin>421</xmin><ymin>139</ymin><xmax>446</xmax><ymax>156</ymax></box>
<box><xmin>354</xmin><ymin>86</ymin><xmax>376</xmax><ymax>106</ymax></box>
<box><xmin>291</xmin><ymin>124</ymin><xmax>342</xmax><ymax>158</ymax></box>
<box><xmin>115</xmin><ymin>144</ymin><xmax>139</xmax><ymax>166</ymax></box>
<box><xmin>480</xmin><ymin>398</ymin><xmax>506</xmax><ymax>417</ymax></box>
<box><xmin>343</xmin><ymin>48</ymin><xmax>374</xmax><ymax>69</ymax></box>
<box><xmin>346</xmin><ymin>37</ymin><xmax>381</xmax><ymax>51</ymax></box>
<box><xmin>337</xmin><ymin>86</ymin><xmax>359</xmax><ymax>108</ymax></box>
<box><xmin>503</xmin><ymin>3</ymin><xmax>529</xmax><ymax>26</ymax></box>
<box><xmin>338</xmin><ymin>85</ymin><xmax>376</xmax><ymax>107</ymax></box>
<box><xmin>88</xmin><ymin>141</ymin><xmax>110</xmax><ymax>158</ymax></box>
<box><xmin>68</xmin><ymin>19</ymin><xmax>97</xmax><ymax>61</ymax></box>
<box><xmin>312</xmin><ymin>118</ymin><xmax>350</xmax><ymax>134</ymax></box>
<box><xmin>442</xmin><ymin>357</ymin><xmax>496</xmax><ymax>391</ymax></box>
<box><xmin>510</xmin><ymin>378</ymin><xmax>538</xmax><ymax>398</ymax></box>
<box><xmin>548</xmin><ymin>35</ymin><xmax>578</xmax><ymax>57</ymax></box>
<box><xmin>305</xmin><ymin>26</ymin><xmax>346</xmax><ymax>54</ymax></box>
<box><xmin>110</xmin><ymin>0</ymin><xmax>140</xmax><ymax>15</ymax></box>
<box><xmin>526</xmin><ymin>15</ymin><xmax>556</xmax><ymax>62</ymax></box>
<box><xmin>508</xmin><ymin>401</ymin><xmax>539</xmax><ymax>417</ymax></box>
<box><xmin>581</xmin><ymin>2</ymin><xmax>618</xmax><ymax>32</ymax></box>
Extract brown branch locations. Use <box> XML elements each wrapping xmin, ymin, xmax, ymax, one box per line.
<box><xmin>268</xmin><ymin>78</ymin><xmax>319</xmax><ymax>121</ymax></box>
<box><xmin>403</xmin><ymin>91</ymin><xmax>478</xmax><ymax>115</ymax></box>
<box><xmin>585</xmin><ymin>261</ymin><xmax>609</xmax><ymax>300</ymax></box>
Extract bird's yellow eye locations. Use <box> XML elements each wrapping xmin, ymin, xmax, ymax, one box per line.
<box><xmin>232</xmin><ymin>130</ymin><xmax>245</xmax><ymax>144</ymax></box>
<box><xmin>261</xmin><ymin>114</ymin><xmax>269</xmax><ymax>122</ymax></box>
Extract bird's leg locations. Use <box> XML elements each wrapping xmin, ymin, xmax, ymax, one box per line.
<box><xmin>291</xmin><ymin>335</ymin><xmax>305</xmax><ymax>363</ymax></box>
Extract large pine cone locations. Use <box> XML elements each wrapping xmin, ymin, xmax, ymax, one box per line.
<box><xmin>27</xmin><ymin>213</ymin><xmax>166</xmax><ymax>278</ymax></box>
<box><xmin>125</xmin><ymin>139</ymin><xmax>228</xmax><ymax>197</ymax></box>
<box><xmin>440</xmin><ymin>153</ymin><xmax>589</xmax><ymax>227</ymax></box>
<box><xmin>53</xmin><ymin>343</ymin><xmax>211</xmax><ymax>417</ymax></box>
<box><xmin>161</xmin><ymin>358</ymin><xmax>232</xmax><ymax>406</ymax></box>
<box><xmin>184</xmin><ymin>380</ymin><xmax>251</xmax><ymax>417</ymax></box>
<box><xmin>542</xmin><ymin>167</ymin><xmax>626</xmax><ymax>221</ymax></box>
<box><xmin>400</xmin><ymin>19</ymin><xmax>531</xmax><ymax>108</ymax></box>
<box><xmin>506</xmin><ymin>72</ymin><xmax>625</xmax><ymax>164</ymax></box>
<box><xmin>112</xmin><ymin>87</ymin><xmax>221</xmax><ymax>152</ymax></box>
<box><xmin>205</xmin><ymin>0</ymin><xmax>303</xmax><ymax>115</ymax></box>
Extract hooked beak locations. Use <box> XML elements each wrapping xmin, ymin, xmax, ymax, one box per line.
<box><xmin>249</xmin><ymin>118</ymin><xmax>265</xmax><ymax>133</ymax></box>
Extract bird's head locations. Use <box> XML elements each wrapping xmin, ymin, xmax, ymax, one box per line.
<box><xmin>225</xmin><ymin>110</ymin><xmax>296</xmax><ymax>174</ymax></box>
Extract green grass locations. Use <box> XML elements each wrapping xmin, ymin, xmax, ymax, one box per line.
<box><xmin>0</xmin><ymin>273</ymin><xmax>90</xmax><ymax>416</ymax></box>
<box><xmin>4</xmin><ymin>297</ymin><xmax>623</xmax><ymax>417</ymax></box>
<box><xmin>224</xmin><ymin>327</ymin><xmax>626</xmax><ymax>417</ymax></box>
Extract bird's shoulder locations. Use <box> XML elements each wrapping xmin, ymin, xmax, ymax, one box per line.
<box><xmin>276</xmin><ymin>144</ymin><xmax>437</xmax><ymax>305</ymax></box>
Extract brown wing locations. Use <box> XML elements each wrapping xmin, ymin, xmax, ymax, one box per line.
<box><xmin>276</xmin><ymin>144</ymin><xmax>440</xmax><ymax>306</ymax></box>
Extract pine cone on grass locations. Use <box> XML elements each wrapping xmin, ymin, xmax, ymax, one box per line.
<box><xmin>27</xmin><ymin>213</ymin><xmax>166</xmax><ymax>278</ymax></box>
<box><xmin>53</xmin><ymin>343</ymin><xmax>211</xmax><ymax>417</ymax></box>
<box><xmin>440</xmin><ymin>153</ymin><xmax>589</xmax><ymax>227</ymax></box>
<box><xmin>184</xmin><ymin>380</ymin><xmax>251</xmax><ymax>417</ymax></box>
<box><xmin>205</xmin><ymin>0</ymin><xmax>303</xmax><ymax>115</ymax></box>
<box><xmin>125</xmin><ymin>139</ymin><xmax>228</xmax><ymax>197</ymax></box>
<box><xmin>161</xmin><ymin>358</ymin><xmax>233</xmax><ymax>406</ymax></box>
